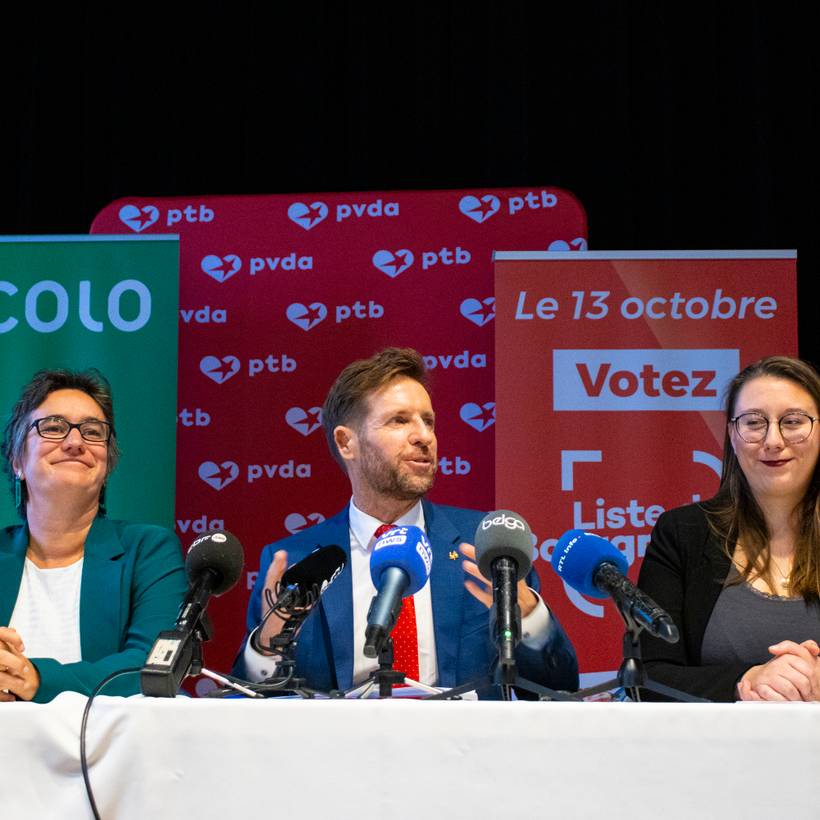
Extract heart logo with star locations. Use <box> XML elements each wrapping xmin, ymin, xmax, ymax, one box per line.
<box><xmin>372</xmin><ymin>249</ymin><xmax>414</xmax><ymax>278</ymax></box>
<box><xmin>201</xmin><ymin>254</ymin><xmax>242</xmax><ymax>283</ymax></box>
<box><xmin>458</xmin><ymin>195</ymin><xmax>500</xmax><ymax>224</ymax></box>
<box><xmin>548</xmin><ymin>238</ymin><xmax>588</xmax><ymax>251</ymax></box>
<box><xmin>118</xmin><ymin>204</ymin><xmax>159</xmax><ymax>233</ymax></box>
<box><xmin>460</xmin><ymin>297</ymin><xmax>496</xmax><ymax>327</ymax></box>
<box><xmin>284</xmin><ymin>512</ymin><xmax>326</xmax><ymax>534</ymax></box>
<box><xmin>198</xmin><ymin>461</ymin><xmax>239</xmax><ymax>490</ymax></box>
<box><xmin>285</xmin><ymin>406</ymin><xmax>323</xmax><ymax>436</ymax></box>
<box><xmin>287</xmin><ymin>201</ymin><xmax>329</xmax><ymax>230</ymax></box>
<box><xmin>199</xmin><ymin>355</ymin><xmax>241</xmax><ymax>384</ymax></box>
<box><xmin>286</xmin><ymin>302</ymin><xmax>327</xmax><ymax>331</ymax></box>
<box><xmin>459</xmin><ymin>402</ymin><xmax>496</xmax><ymax>431</ymax></box>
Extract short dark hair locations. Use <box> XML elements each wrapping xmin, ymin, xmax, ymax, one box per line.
<box><xmin>2</xmin><ymin>368</ymin><xmax>119</xmax><ymax>518</ymax></box>
<box><xmin>322</xmin><ymin>348</ymin><xmax>428</xmax><ymax>470</ymax></box>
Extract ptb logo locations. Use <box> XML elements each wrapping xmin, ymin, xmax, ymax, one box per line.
<box><xmin>459</xmin><ymin>195</ymin><xmax>500</xmax><ymax>224</ymax></box>
<box><xmin>119</xmin><ymin>204</ymin><xmax>159</xmax><ymax>232</ymax></box>
<box><xmin>200</xmin><ymin>355</ymin><xmax>241</xmax><ymax>384</ymax></box>
<box><xmin>372</xmin><ymin>249</ymin><xmax>414</xmax><ymax>278</ymax></box>
<box><xmin>286</xmin><ymin>302</ymin><xmax>327</xmax><ymax>331</ymax></box>
<box><xmin>119</xmin><ymin>203</ymin><xmax>213</xmax><ymax>231</ymax></box>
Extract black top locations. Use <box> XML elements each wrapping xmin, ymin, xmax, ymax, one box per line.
<box><xmin>637</xmin><ymin>501</ymin><xmax>755</xmax><ymax>701</ymax></box>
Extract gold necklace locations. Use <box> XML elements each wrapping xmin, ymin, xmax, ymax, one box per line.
<box><xmin>768</xmin><ymin>554</ymin><xmax>793</xmax><ymax>592</ymax></box>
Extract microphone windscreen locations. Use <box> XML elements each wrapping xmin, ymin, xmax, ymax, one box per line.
<box><xmin>473</xmin><ymin>510</ymin><xmax>533</xmax><ymax>580</ymax></box>
<box><xmin>281</xmin><ymin>545</ymin><xmax>347</xmax><ymax>592</ymax></box>
<box><xmin>551</xmin><ymin>529</ymin><xmax>628</xmax><ymax>598</ymax></box>
<box><xmin>185</xmin><ymin>529</ymin><xmax>244</xmax><ymax>596</ymax></box>
<box><xmin>369</xmin><ymin>526</ymin><xmax>432</xmax><ymax>596</ymax></box>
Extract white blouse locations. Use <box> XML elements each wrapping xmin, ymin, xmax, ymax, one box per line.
<box><xmin>9</xmin><ymin>557</ymin><xmax>83</xmax><ymax>664</ymax></box>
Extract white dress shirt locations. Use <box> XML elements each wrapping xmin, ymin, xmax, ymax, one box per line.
<box><xmin>348</xmin><ymin>499</ymin><xmax>436</xmax><ymax>684</ymax></box>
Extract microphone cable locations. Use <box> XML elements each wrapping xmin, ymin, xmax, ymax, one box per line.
<box><xmin>245</xmin><ymin>583</ymin><xmax>323</xmax><ymax>693</ymax></box>
<box><xmin>79</xmin><ymin>667</ymin><xmax>140</xmax><ymax>820</ymax></box>
<box><xmin>252</xmin><ymin>579</ymin><xmax>323</xmax><ymax>650</ymax></box>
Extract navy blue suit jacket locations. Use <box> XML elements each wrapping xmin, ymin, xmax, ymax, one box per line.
<box><xmin>234</xmin><ymin>500</ymin><xmax>578</xmax><ymax>696</ymax></box>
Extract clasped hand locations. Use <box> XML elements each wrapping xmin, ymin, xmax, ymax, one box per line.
<box><xmin>0</xmin><ymin>627</ymin><xmax>40</xmax><ymax>702</ymax></box>
<box><xmin>737</xmin><ymin>639</ymin><xmax>820</xmax><ymax>702</ymax></box>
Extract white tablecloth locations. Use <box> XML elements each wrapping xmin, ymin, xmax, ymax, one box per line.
<box><xmin>2</xmin><ymin>694</ymin><xmax>818</xmax><ymax>820</ymax></box>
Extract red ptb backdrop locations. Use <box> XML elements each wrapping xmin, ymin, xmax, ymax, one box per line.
<box><xmin>91</xmin><ymin>188</ymin><xmax>587</xmax><ymax>687</ymax></box>
<box><xmin>494</xmin><ymin>251</ymin><xmax>797</xmax><ymax>680</ymax></box>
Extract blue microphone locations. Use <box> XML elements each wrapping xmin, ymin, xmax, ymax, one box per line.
<box><xmin>552</xmin><ymin>530</ymin><xmax>678</xmax><ymax>643</ymax></box>
<box><xmin>364</xmin><ymin>526</ymin><xmax>432</xmax><ymax>658</ymax></box>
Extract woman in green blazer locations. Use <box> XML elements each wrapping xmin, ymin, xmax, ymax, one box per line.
<box><xmin>0</xmin><ymin>369</ymin><xmax>186</xmax><ymax>703</ymax></box>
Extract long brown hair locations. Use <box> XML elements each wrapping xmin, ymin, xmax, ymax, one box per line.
<box><xmin>707</xmin><ymin>356</ymin><xmax>820</xmax><ymax>601</ymax></box>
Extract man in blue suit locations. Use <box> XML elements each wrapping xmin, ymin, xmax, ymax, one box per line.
<box><xmin>235</xmin><ymin>348</ymin><xmax>577</xmax><ymax>696</ymax></box>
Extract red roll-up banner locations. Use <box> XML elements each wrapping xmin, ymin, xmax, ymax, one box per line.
<box><xmin>494</xmin><ymin>250</ymin><xmax>797</xmax><ymax>682</ymax></box>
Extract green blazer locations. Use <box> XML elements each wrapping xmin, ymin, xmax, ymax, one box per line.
<box><xmin>0</xmin><ymin>518</ymin><xmax>186</xmax><ymax>702</ymax></box>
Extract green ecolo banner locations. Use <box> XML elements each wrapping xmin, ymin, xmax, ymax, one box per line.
<box><xmin>0</xmin><ymin>236</ymin><xmax>179</xmax><ymax>528</ymax></box>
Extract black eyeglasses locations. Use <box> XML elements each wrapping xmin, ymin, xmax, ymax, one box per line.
<box><xmin>730</xmin><ymin>411</ymin><xmax>817</xmax><ymax>444</ymax></box>
<box><xmin>29</xmin><ymin>415</ymin><xmax>113</xmax><ymax>444</ymax></box>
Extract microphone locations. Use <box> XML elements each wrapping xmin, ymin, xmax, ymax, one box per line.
<box><xmin>552</xmin><ymin>529</ymin><xmax>678</xmax><ymax>643</ymax></box>
<box><xmin>278</xmin><ymin>544</ymin><xmax>347</xmax><ymax>609</ymax></box>
<box><xmin>364</xmin><ymin>526</ymin><xmax>432</xmax><ymax>659</ymax></box>
<box><xmin>254</xmin><ymin>544</ymin><xmax>347</xmax><ymax>655</ymax></box>
<box><xmin>141</xmin><ymin>530</ymin><xmax>244</xmax><ymax>697</ymax></box>
<box><xmin>474</xmin><ymin>510</ymin><xmax>533</xmax><ymax>679</ymax></box>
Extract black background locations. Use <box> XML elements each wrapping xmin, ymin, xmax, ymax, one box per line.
<box><xmin>2</xmin><ymin>3</ymin><xmax>816</xmax><ymax>361</ymax></box>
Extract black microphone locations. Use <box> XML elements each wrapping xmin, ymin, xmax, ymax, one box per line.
<box><xmin>278</xmin><ymin>544</ymin><xmax>347</xmax><ymax>609</ymax></box>
<box><xmin>254</xmin><ymin>544</ymin><xmax>347</xmax><ymax>655</ymax></box>
<box><xmin>141</xmin><ymin>530</ymin><xmax>244</xmax><ymax>697</ymax></box>
<box><xmin>552</xmin><ymin>529</ymin><xmax>678</xmax><ymax>643</ymax></box>
<box><xmin>474</xmin><ymin>510</ymin><xmax>533</xmax><ymax>682</ymax></box>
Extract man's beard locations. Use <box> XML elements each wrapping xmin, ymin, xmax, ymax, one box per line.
<box><xmin>358</xmin><ymin>438</ymin><xmax>436</xmax><ymax>501</ymax></box>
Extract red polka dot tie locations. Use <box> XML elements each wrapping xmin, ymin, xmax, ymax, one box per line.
<box><xmin>373</xmin><ymin>524</ymin><xmax>420</xmax><ymax>682</ymax></box>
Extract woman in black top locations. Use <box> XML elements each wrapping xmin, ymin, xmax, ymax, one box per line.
<box><xmin>639</xmin><ymin>356</ymin><xmax>820</xmax><ymax>702</ymax></box>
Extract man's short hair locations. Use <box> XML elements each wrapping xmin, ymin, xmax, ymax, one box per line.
<box><xmin>322</xmin><ymin>348</ymin><xmax>428</xmax><ymax>470</ymax></box>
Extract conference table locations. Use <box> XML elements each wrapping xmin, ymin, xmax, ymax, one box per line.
<box><xmin>2</xmin><ymin>694</ymin><xmax>818</xmax><ymax>819</ymax></box>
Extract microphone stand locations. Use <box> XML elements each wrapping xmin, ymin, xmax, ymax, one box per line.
<box><xmin>203</xmin><ymin>624</ymin><xmax>328</xmax><ymax>699</ymax></box>
<box><xmin>425</xmin><ymin>596</ymin><xmax>578</xmax><ymax>702</ymax></box>
<box><xmin>141</xmin><ymin>612</ymin><xmax>212</xmax><ymax>697</ymax></box>
<box><xmin>189</xmin><ymin>614</ymin><xmax>208</xmax><ymax>678</ymax></box>
<box><xmin>252</xmin><ymin>614</ymin><xmax>328</xmax><ymax>698</ymax></box>
<box><xmin>425</xmin><ymin>655</ymin><xmax>579</xmax><ymax>701</ymax></box>
<box><xmin>430</xmin><ymin>561</ymin><xmax>579</xmax><ymax>702</ymax></box>
<box><xmin>341</xmin><ymin>635</ymin><xmax>440</xmax><ymax>699</ymax></box>
<box><xmin>572</xmin><ymin>603</ymin><xmax>710</xmax><ymax>703</ymax></box>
